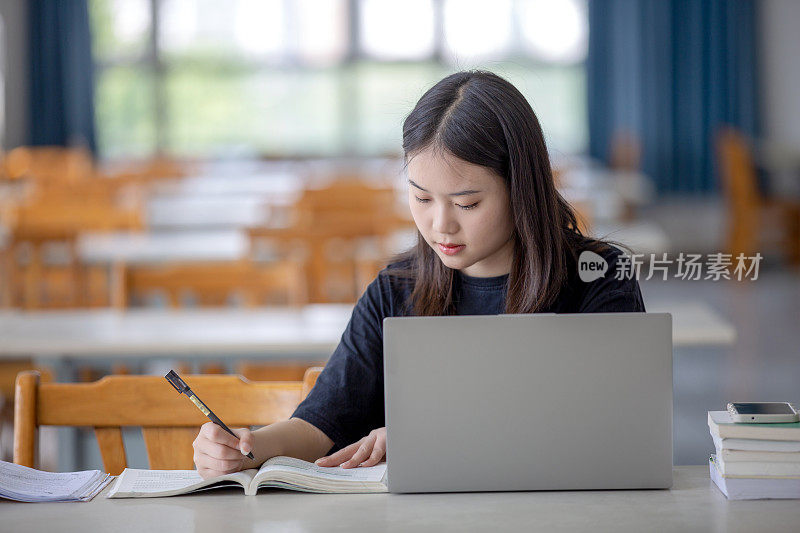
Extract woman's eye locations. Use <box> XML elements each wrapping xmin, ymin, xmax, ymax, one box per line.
<box><xmin>414</xmin><ymin>197</ymin><xmax>477</xmax><ymax>210</ymax></box>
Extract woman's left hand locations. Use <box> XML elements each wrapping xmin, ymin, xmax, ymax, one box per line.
<box><xmin>314</xmin><ymin>427</ymin><xmax>386</xmax><ymax>469</ymax></box>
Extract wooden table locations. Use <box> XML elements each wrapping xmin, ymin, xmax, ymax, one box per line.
<box><xmin>2</xmin><ymin>467</ymin><xmax>799</xmax><ymax>532</ymax></box>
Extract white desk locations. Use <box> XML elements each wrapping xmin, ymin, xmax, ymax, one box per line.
<box><xmin>0</xmin><ymin>301</ymin><xmax>734</xmax><ymax>361</ymax></box>
<box><xmin>592</xmin><ymin>221</ymin><xmax>671</xmax><ymax>255</ymax></box>
<box><xmin>146</xmin><ymin>197</ymin><xmax>274</xmax><ymax>229</ymax></box>
<box><xmin>0</xmin><ymin>305</ymin><xmax>352</xmax><ymax>359</ymax></box>
<box><xmin>77</xmin><ymin>230</ymin><xmax>250</xmax><ymax>265</ymax></box>
<box><xmin>648</xmin><ymin>301</ymin><xmax>737</xmax><ymax>346</ymax></box>
<box><xmin>2</xmin><ymin>467</ymin><xmax>799</xmax><ymax>532</ymax></box>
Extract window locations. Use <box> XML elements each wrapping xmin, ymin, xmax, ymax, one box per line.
<box><xmin>90</xmin><ymin>0</ymin><xmax>587</xmax><ymax>159</ymax></box>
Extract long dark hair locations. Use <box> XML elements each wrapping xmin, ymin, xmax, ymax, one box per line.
<box><xmin>391</xmin><ymin>70</ymin><xmax>601</xmax><ymax>316</ymax></box>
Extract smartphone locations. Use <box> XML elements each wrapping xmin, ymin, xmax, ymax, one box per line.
<box><xmin>727</xmin><ymin>402</ymin><xmax>800</xmax><ymax>423</ymax></box>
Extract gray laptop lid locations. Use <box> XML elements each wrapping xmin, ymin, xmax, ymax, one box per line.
<box><xmin>383</xmin><ymin>313</ymin><xmax>672</xmax><ymax>493</ymax></box>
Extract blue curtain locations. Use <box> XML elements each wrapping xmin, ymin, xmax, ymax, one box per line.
<box><xmin>28</xmin><ymin>0</ymin><xmax>96</xmax><ymax>153</ymax></box>
<box><xmin>587</xmin><ymin>0</ymin><xmax>758</xmax><ymax>194</ymax></box>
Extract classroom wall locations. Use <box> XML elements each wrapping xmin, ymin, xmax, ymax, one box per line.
<box><xmin>760</xmin><ymin>0</ymin><xmax>800</xmax><ymax>146</ymax></box>
<box><xmin>0</xmin><ymin>0</ymin><xmax>28</xmax><ymax>149</ymax></box>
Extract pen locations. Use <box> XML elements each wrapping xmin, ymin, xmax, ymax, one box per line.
<box><xmin>164</xmin><ymin>369</ymin><xmax>255</xmax><ymax>460</ymax></box>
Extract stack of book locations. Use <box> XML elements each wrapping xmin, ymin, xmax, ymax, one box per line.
<box><xmin>708</xmin><ymin>411</ymin><xmax>800</xmax><ymax>500</ymax></box>
<box><xmin>0</xmin><ymin>460</ymin><xmax>112</xmax><ymax>502</ymax></box>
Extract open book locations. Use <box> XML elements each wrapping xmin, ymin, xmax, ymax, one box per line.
<box><xmin>107</xmin><ymin>456</ymin><xmax>387</xmax><ymax>498</ymax></box>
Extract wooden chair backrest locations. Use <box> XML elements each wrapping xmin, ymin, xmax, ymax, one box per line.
<box><xmin>609</xmin><ymin>130</ymin><xmax>641</xmax><ymax>171</ymax></box>
<box><xmin>31</xmin><ymin>177</ymin><xmax>146</xmax><ymax>206</ymax></box>
<box><xmin>1</xmin><ymin>200</ymin><xmax>143</xmax><ymax>309</ymax></box>
<box><xmin>14</xmin><ymin>367</ymin><xmax>324</xmax><ymax>474</ymax></box>
<box><xmin>101</xmin><ymin>156</ymin><xmax>190</xmax><ymax>181</ymax></box>
<box><xmin>294</xmin><ymin>179</ymin><xmax>398</xmax><ymax>222</ymax></box>
<box><xmin>0</xmin><ymin>361</ymin><xmax>52</xmax><ymax>403</ymax></box>
<box><xmin>237</xmin><ymin>362</ymin><xmax>325</xmax><ymax>383</ymax></box>
<box><xmin>248</xmin><ymin>179</ymin><xmax>412</xmax><ymax>303</ymax></box>
<box><xmin>716</xmin><ymin>127</ymin><xmax>764</xmax><ymax>256</ymax></box>
<box><xmin>8</xmin><ymin>200</ymin><xmax>144</xmax><ymax>240</ymax></box>
<box><xmin>114</xmin><ymin>258</ymin><xmax>308</xmax><ymax>308</ymax></box>
<box><xmin>717</xmin><ymin>127</ymin><xmax>762</xmax><ymax>211</ymax></box>
<box><xmin>5</xmin><ymin>146</ymin><xmax>94</xmax><ymax>184</ymax></box>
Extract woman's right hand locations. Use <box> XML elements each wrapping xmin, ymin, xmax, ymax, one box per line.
<box><xmin>193</xmin><ymin>422</ymin><xmax>254</xmax><ymax>479</ymax></box>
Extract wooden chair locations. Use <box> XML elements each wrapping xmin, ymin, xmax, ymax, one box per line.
<box><xmin>112</xmin><ymin>257</ymin><xmax>309</xmax><ymax>377</ymax></box>
<box><xmin>112</xmin><ymin>257</ymin><xmax>308</xmax><ymax>309</ymax></box>
<box><xmin>569</xmin><ymin>199</ymin><xmax>593</xmax><ymax>235</ymax></box>
<box><xmin>0</xmin><ymin>362</ymin><xmax>52</xmax><ymax>461</ymax></box>
<box><xmin>4</xmin><ymin>146</ymin><xmax>94</xmax><ymax>185</ymax></box>
<box><xmin>292</xmin><ymin>179</ymin><xmax>399</xmax><ymax>227</ymax></box>
<box><xmin>236</xmin><ymin>361</ymin><xmax>326</xmax><ymax>382</ymax></box>
<box><xmin>717</xmin><ymin>127</ymin><xmax>800</xmax><ymax>265</ymax></box>
<box><xmin>249</xmin><ymin>179</ymin><xmax>413</xmax><ymax>303</ymax></box>
<box><xmin>609</xmin><ymin>130</ymin><xmax>641</xmax><ymax>172</ymax></box>
<box><xmin>1</xmin><ymin>200</ymin><xmax>144</xmax><ymax>309</ymax></box>
<box><xmin>100</xmin><ymin>156</ymin><xmax>190</xmax><ymax>182</ymax></box>
<box><xmin>13</xmin><ymin>367</ymin><xmax>324</xmax><ymax>474</ymax></box>
<box><xmin>608</xmin><ymin>130</ymin><xmax>643</xmax><ymax>222</ymax></box>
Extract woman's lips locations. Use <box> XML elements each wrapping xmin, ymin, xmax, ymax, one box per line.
<box><xmin>438</xmin><ymin>243</ymin><xmax>465</xmax><ymax>256</ymax></box>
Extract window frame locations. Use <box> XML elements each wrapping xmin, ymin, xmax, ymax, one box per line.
<box><xmin>91</xmin><ymin>0</ymin><xmax>587</xmax><ymax>159</ymax></box>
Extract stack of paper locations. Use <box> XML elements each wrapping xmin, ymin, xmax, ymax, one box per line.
<box><xmin>708</xmin><ymin>411</ymin><xmax>800</xmax><ymax>500</ymax></box>
<box><xmin>0</xmin><ymin>460</ymin><xmax>112</xmax><ymax>502</ymax></box>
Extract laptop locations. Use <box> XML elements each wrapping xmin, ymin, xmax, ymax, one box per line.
<box><xmin>383</xmin><ymin>313</ymin><xmax>672</xmax><ymax>493</ymax></box>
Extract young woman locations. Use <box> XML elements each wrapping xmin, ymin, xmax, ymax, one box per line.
<box><xmin>192</xmin><ymin>71</ymin><xmax>645</xmax><ymax>479</ymax></box>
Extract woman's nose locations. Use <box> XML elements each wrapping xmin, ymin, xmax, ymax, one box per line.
<box><xmin>432</xmin><ymin>205</ymin><xmax>459</xmax><ymax>235</ymax></box>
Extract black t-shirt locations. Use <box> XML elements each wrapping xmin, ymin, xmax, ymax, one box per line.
<box><xmin>292</xmin><ymin>240</ymin><xmax>645</xmax><ymax>452</ymax></box>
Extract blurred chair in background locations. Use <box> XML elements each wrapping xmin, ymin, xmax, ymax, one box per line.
<box><xmin>236</xmin><ymin>361</ymin><xmax>325</xmax><ymax>382</ymax></box>
<box><xmin>717</xmin><ymin>127</ymin><xmax>800</xmax><ymax>265</ymax></box>
<box><xmin>249</xmin><ymin>179</ymin><xmax>414</xmax><ymax>303</ymax></box>
<box><xmin>13</xmin><ymin>367</ymin><xmax>323</xmax><ymax>473</ymax></box>
<box><xmin>0</xmin><ymin>148</ymin><xmax>189</xmax><ymax>309</ymax></box>
<box><xmin>99</xmin><ymin>156</ymin><xmax>191</xmax><ymax>182</ymax></box>
<box><xmin>112</xmin><ymin>257</ymin><xmax>307</xmax><ymax>309</ymax></box>
<box><xmin>0</xmin><ymin>198</ymin><xmax>144</xmax><ymax>309</ymax></box>
<box><xmin>569</xmin><ymin>199</ymin><xmax>594</xmax><ymax>235</ymax></box>
<box><xmin>609</xmin><ymin>130</ymin><xmax>642</xmax><ymax>172</ymax></box>
<box><xmin>4</xmin><ymin>146</ymin><xmax>93</xmax><ymax>185</ymax></box>
<box><xmin>609</xmin><ymin>130</ymin><xmax>643</xmax><ymax>222</ymax></box>
<box><xmin>111</xmin><ymin>257</ymin><xmax>309</xmax><ymax>376</ymax></box>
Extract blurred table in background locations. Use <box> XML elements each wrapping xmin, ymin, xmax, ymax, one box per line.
<box><xmin>648</xmin><ymin>301</ymin><xmax>736</xmax><ymax>346</ymax></box>
<box><xmin>0</xmin><ymin>300</ymin><xmax>734</xmax><ymax>363</ymax></box>
<box><xmin>0</xmin><ymin>305</ymin><xmax>350</xmax><ymax>361</ymax></box>
<box><xmin>593</xmin><ymin>221</ymin><xmax>671</xmax><ymax>256</ymax></box>
<box><xmin>77</xmin><ymin>230</ymin><xmax>250</xmax><ymax>265</ymax></box>
<box><xmin>756</xmin><ymin>141</ymin><xmax>800</xmax><ymax>199</ymax></box>
<box><xmin>556</xmin><ymin>156</ymin><xmax>657</xmax><ymax>219</ymax></box>
<box><xmin>146</xmin><ymin>196</ymin><xmax>275</xmax><ymax>230</ymax></box>
<box><xmin>555</xmin><ymin>156</ymin><xmax>668</xmax><ymax>255</ymax></box>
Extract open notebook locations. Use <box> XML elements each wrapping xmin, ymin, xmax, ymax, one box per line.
<box><xmin>107</xmin><ymin>456</ymin><xmax>387</xmax><ymax>498</ymax></box>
